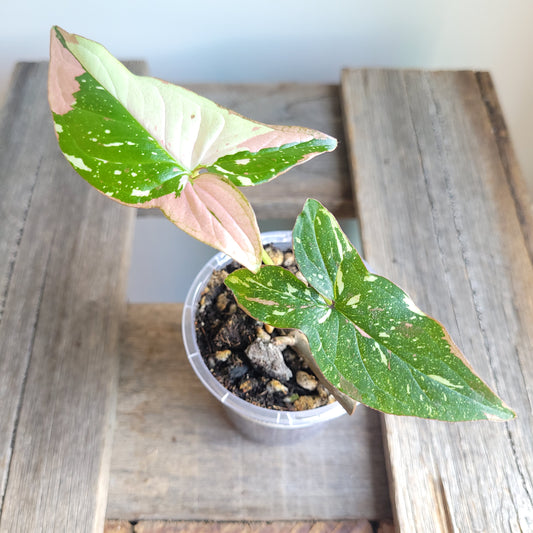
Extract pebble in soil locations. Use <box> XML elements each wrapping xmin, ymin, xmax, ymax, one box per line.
<box><xmin>195</xmin><ymin>244</ymin><xmax>336</xmax><ymax>411</ymax></box>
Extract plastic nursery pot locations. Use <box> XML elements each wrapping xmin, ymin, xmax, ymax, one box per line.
<box><xmin>182</xmin><ymin>230</ymin><xmax>346</xmax><ymax>445</ymax></box>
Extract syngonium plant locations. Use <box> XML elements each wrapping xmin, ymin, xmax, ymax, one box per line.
<box><xmin>48</xmin><ymin>26</ymin><xmax>515</xmax><ymax>422</ymax></box>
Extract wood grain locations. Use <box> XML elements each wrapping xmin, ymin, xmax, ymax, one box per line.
<box><xmin>131</xmin><ymin>520</ymin><xmax>375</xmax><ymax>533</ymax></box>
<box><xmin>105</xmin><ymin>520</ymin><xmax>134</xmax><ymax>533</ymax></box>
<box><xmin>0</xmin><ymin>61</ymin><xmax>142</xmax><ymax>532</ymax></box>
<box><xmin>475</xmin><ymin>72</ymin><xmax>533</xmax><ymax>265</ymax></box>
<box><xmin>107</xmin><ymin>304</ymin><xmax>391</xmax><ymax>522</ymax></box>
<box><xmin>136</xmin><ymin>83</ymin><xmax>354</xmax><ymax>221</ymax></box>
<box><xmin>341</xmin><ymin>69</ymin><xmax>533</xmax><ymax>532</ymax></box>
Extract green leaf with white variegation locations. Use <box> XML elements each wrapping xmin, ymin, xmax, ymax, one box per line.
<box><xmin>225</xmin><ymin>199</ymin><xmax>515</xmax><ymax>421</ymax></box>
<box><xmin>48</xmin><ymin>27</ymin><xmax>336</xmax><ymax>271</ymax></box>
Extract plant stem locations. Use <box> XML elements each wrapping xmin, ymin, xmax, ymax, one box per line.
<box><xmin>261</xmin><ymin>247</ymin><xmax>275</xmax><ymax>266</ymax></box>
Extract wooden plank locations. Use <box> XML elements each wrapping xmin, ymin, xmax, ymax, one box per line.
<box><xmin>107</xmin><ymin>304</ymin><xmax>391</xmax><ymax>522</ymax></box>
<box><xmin>0</xmin><ymin>62</ymin><xmax>53</xmax><ymax>510</ymax></box>
<box><xmin>341</xmin><ymin>69</ymin><xmax>533</xmax><ymax>532</ymax></box>
<box><xmin>131</xmin><ymin>520</ymin><xmax>376</xmax><ymax>532</ymax></box>
<box><xmin>0</xmin><ymin>61</ymin><xmax>142</xmax><ymax>532</ymax></box>
<box><xmin>105</xmin><ymin>521</ymin><xmax>134</xmax><ymax>533</ymax></box>
<box><xmin>137</xmin><ymin>83</ymin><xmax>354</xmax><ymax>221</ymax></box>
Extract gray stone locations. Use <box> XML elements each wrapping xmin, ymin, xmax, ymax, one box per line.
<box><xmin>245</xmin><ymin>339</ymin><xmax>293</xmax><ymax>382</ymax></box>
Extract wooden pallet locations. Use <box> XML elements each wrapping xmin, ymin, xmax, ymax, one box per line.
<box><xmin>1</xmin><ymin>62</ymin><xmax>531</xmax><ymax>532</ymax></box>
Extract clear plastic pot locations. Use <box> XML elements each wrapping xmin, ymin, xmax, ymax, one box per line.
<box><xmin>182</xmin><ymin>231</ymin><xmax>346</xmax><ymax>445</ymax></box>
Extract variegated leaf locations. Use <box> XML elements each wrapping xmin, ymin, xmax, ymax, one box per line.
<box><xmin>148</xmin><ymin>174</ymin><xmax>262</xmax><ymax>271</ymax></box>
<box><xmin>226</xmin><ymin>199</ymin><xmax>515</xmax><ymax>421</ymax></box>
<box><xmin>48</xmin><ymin>27</ymin><xmax>336</xmax><ymax>270</ymax></box>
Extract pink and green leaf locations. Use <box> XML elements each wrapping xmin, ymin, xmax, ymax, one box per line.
<box><xmin>146</xmin><ymin>174</ymin><xmax>262</xmax><ymax>272</ymax></box>
<box><xmin>226</xmin><ymin>199</ymin><xmax>515</xmax><ymax>421</ymax></box>
<box><xmin>48</xmin><ymin>27</ymin><xmax>336</xmax><ymax>270</ymax></box>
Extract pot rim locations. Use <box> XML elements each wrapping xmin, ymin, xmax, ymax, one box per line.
<box><xmin>182</xmin><ymin>230</ymin><xmax>346</xmax><ymax>430</ymax></box>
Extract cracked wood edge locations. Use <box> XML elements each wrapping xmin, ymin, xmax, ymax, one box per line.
<box><xmin>0</xmin><ymin>61</ymin><xmax>144</xmax><ymax>533</ymax></box>
<box><xmin>341</xmin><ymin>69</ymin><xmax>533</xmax><ymax>532</ymax></box>
<box><xmin>474</xmin><ymin>72</ymin><xmax>533</xmax><ymax>265</ymax></box>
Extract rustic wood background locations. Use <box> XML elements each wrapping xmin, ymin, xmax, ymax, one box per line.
<box><xmin>342</xmin><ymin>69</ymin><xmax>533</xmax><ymax>532</ymax></box>
<box><xmin>1</xmin><ymin>61</ymin><xmax>531</xmax><ymax>532</ymax></box>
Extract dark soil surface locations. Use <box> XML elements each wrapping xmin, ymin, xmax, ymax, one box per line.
<box><xmin>194</xmin><ymin>245</ymin><xmax>335</xmax><ymax>411</ymax></box>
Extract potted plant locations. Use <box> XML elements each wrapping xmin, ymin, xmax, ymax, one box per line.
<box><xmin>48</xmin><ymin>27</ymin><xmax>515</xmax><ymax>442</ymax></box>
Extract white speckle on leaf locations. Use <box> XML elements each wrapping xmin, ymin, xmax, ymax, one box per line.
<box><xmin>318</xmin><ymin>308</ymin><xmax>331</xmax><ymax>324</ymax></box>
<box><xmin>103</xmin><ymin>142</ymin><xmax>124</xmax><ymax>147</ymax></box>
<box><xmin>235</xmin><ymin>158</ymin><xmax>250</xmax><ymax>165</ymax></box>
<box><xmin>428</xmin><ymin>375</ymin><xmax>464</xmax><ymax>389</ymax></box>
<box><xmin>404</xmin><ymin>296</ymin><xmax>426</xmax><ymax>316</ymax></box>
<box><xmin>114</xmin><ymin>170</ymin><xmax>122</xmax><ymax>175</ymax></box>
<box><xmin>377</xmin><ymin>345</ymin><xmax>388</xmax><ymax>366</ymax></box>
<box><xmin>54</xmin><ymin>123</ymin><xmax>63</xmax><ymax>133</ymax></box>
<box><xmin>379</xmin><ymin>332</ymin><xmax>390</xmax><ymax>338</ymax></box>
<box><xmin>126</xmin><ymin>141</ymin><xmax>136</xmax><ymax>145</ymax></box>
<box><xmin>326</xmin><ymin>212</ymin><xmax>345</xmax><ymax>257</ymax></box>
<box><xmin>237</xmin><ymin>176</ymin><xmax>254</xmax><ymax>186</ymax></box>
<box><xmin>64</xmin><ymin>154</ymin><xmax>91</xmax><ymax>172</ymax></box>
<box><xmin>131</xmin><ymin>172</ymin><xmax>137</xmax><ymax>177</ymax></box>
<box><xmin>364</xmin><ymin>275</ymin><xmax>377</xmax><ymax>282</ymax></box>
<box><xmin>131</xmin><ymin>188</ymin><xmax>150</xmax><ymax>197</ymax></box>
<box><xmin>346</xmin><ymin>294</ymin><xmax>360</xmax><ymax>306</ymax></box>
<box><xmin>105</xmin><ymin>129</ymin><xmax>111</xmax><ymax>134</ymax></box>
<box><xmin>105</xmin><ymin>192</ymin><xmax>114</xmax><ymax>197</ymax></box>
<box><xmin>286</xmin><ymin>285</ymin><xmax>297</xmax><ymax>295</ymax></box>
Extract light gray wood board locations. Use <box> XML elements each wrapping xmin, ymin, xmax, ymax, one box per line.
<box><xmin>136</xmin><ymin>83</ymin><xmax>353</xmax><ymax>221</ymax></box>
<box><xmin>107</xmin><ymin>304</ymin><xmax>391</xmax><ymax>522</ymax></box>
<box><xmin>0</xmin><ymin>61</ymin><xmax>142</xmax><ymax>532</ymax></box>
<box><xmin>341</xmin><ymin>69</ymin><xmax>533</xmax><ymax>532</ymax></box>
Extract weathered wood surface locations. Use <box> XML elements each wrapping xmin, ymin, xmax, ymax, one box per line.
<box><xmin>107</xmin><ymin>304</ymin><xmax>391</xmax><ymax>522</ymax></box>
<box><xmin>0</xmin><ymin>61</ymin><xmax>141</xmax><ymax>532</ymax></box>
<box><xmin>105</xmin><ymin>519</ymin><xmax>395</xmax><ymax>533</ymax></box>
<box><xmin>137</xmin><ymin>83</ymin><xmax>353</xmax><ymax>221</ymax></box>
<box><xmin>341</xmin><ymin>69</ymin><xmax>533</xmax><ymax>532</ymax></box>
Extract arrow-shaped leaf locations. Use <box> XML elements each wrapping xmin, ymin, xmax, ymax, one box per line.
<box><xmin>48</xmin><ymin>26</ymin><xmax>336</xmax><ymax>271</ymax></box>
<box><xmin>226</xmin><ymin>199</ymin><xmax>515</xmax><ymax>421</ymax></box>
